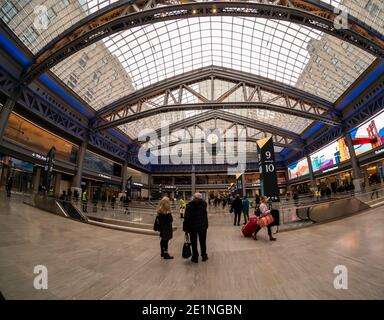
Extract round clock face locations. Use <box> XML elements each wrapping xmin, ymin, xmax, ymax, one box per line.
<box><xmin>207</xmin><ymin>133</ymin><xmax>219</xmax><ymax>144</ymax></box>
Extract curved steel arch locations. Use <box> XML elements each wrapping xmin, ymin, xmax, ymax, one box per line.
<box><xmin>94</xmin><ymin>66</ymin><xmax>336</xmax><ymax>116</ymax></box>
<box><xmin>134</xmin><ymin>109</ymin><xmax>302</xmax><ymax>142</ymax></box>
<box><xmin>22</xmin><ymin>0</ymin><xmax>384</xmax><ymax>83</ymax></box>
<box><xmin>91</xmin><ymin>66</ymin><xmax>340</xmax><ymax>131</ymax></box>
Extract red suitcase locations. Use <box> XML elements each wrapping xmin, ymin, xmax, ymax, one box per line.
<box><xmin>241</xmin><ymin>216</ymin><xmax>258</xmax><ymax>237</ymax></box>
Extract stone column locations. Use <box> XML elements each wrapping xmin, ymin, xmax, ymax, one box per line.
<box><xmin>54</xmin><ymin>172</ymin><xmax>61</xmax><ymax>197</ymax></box>
<box><xmin>191</xmin><ymin>166</ymin><xmax>196</xmax><ymax>196</ymax></box>
<box><xmin>148</xmin><ymin>174</ymin><xmax>152</xmax><ymax>200</ymax></box>
<box><xmin>32</xmin><ymin>166</ymin><xmax>41</xmax><ymax>193</ymax></box>
<box><xmin>121</xmin><ymin>161</ymin><xmax>127</xmax><ymax>192</ymax></box>
<box><xmin>344</xmin><ymin>131</ymin><xmax>363</xmax><ymax>191</ymax></box>
<box><xmin>171</xmin><ymin>176</ymin><xmax>175</xmax><ymax>199</ymax></box>
<box><xmin>0</xmin><ymin>88</ymin><xmax>21</xmax><ymax>144</ymax></box>
<box><xmin>72</xmin><ymin>140</ymin><xmax>87</xmax><ymax>195</ymax></box>
<box><xmin>306</xmin><ymin>153</ymin><xmax>317</xmax><ymax>191</ymax></box>
<box><xmin>241</xmin><ymin>173</ymin><xmax>246</xmax><ymax>197</ymax></box>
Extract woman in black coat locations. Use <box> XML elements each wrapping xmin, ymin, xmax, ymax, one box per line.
<box><xmin>157</xmin><ymin>197</ymin><xmax>174</xmax><ymax>259</ymax></box>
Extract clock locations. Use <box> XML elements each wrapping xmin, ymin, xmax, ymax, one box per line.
<box><xmin>206</xmin><ymin>132</ymin><xmax>219</xmax><ymax>145</ymax></box>
<box><xmin>205</xmin><ymin>129</ymin><xmax>221</xmax><ymax>155</ymax></box>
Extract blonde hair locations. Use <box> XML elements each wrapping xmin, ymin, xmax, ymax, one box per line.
<box><xmin>261</xmin><ymin>196</ymin><xmax>268</xmax><ymax>203</ymax></box>
<box><xmin>157</xmin><ymin>197</ymin><xmax>171</xmax><ymax>214</ymax></box>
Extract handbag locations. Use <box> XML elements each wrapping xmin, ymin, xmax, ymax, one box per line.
<box><xmin>153</xmin><ymin>215</ymin><xmax>160</xmax><ymax>232</ymax></box>
<box><xmin>258</xmin><ymin>213</ymin><xmax>274</xmax><ymax>228</ymax></box>
<box><xmin>182</xmin><ymin>233</ymin><xmax>192</xmax><ymax>259</ymax></box>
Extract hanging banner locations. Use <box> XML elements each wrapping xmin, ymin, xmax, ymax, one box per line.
<box><xmin>41</xmin><ymin>147</ymin><xmax>56</xmax><ymax>192</ymax></box>
<box><xmin>256</xmin><ymin>137</ymin><xmax>279</xmax><ymax>202</ymax></box>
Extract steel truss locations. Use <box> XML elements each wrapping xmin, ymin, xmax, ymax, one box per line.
<box><xmin>92</xmin><ymin>66</ymin><xmax>339</xmax><ymax>131</ymax></box>
<box><xmin>22</xmin><ymin>0</ymin><xmax>384</xmax><ymax>83</ymax></box>
<box><xmin>0</xmin><ymin>66</ymin><xmax>133</xmax><ymax>162</ymax></box>
<box><xmin>136</xmin><ymin>109</ymin><xmax>304</xmax><ymax>149</ymax></box>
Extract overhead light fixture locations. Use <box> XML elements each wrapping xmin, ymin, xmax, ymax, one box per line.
<box><xmin>192</xmin><ymin>9</ymin><xmax>197</xmax><ymax>14</ymax></box>
<box><xmin>212</xmin><ymin>8</ymin><xmax>217</xmax><ymax>13</ymax></box>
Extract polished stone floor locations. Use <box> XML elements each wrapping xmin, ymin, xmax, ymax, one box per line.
<box><xmin>0</xmin><ymin>194</ymin><xmax>383</xmax><ymax>299</ymax></box>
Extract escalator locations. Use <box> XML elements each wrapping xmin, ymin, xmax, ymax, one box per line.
<box><xmin>56</xmin><ymin>200</ymin><xmax>88</xmax><ymax>222</ymax></box>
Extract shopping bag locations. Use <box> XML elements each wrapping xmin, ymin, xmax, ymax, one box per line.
<box><xmin>153</xmin><ymin>215</ymin><xmax>160</xmax><ymax>232</ymax></box>
<box><xmin>182</xmin><ymin>233</ymin><xmax>192</xmax><ymax>259</ymax></box>
<box><xmin>258</xmin><ymin>214</ymin><xmax>274</xmax><ymax>228</ymax></box>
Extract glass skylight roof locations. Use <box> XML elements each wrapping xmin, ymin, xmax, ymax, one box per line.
<box><xmin>105</xmin><ymin>16</ymin><xmax>323</xmax><ymax>89</ymax></box>
<box><xmin>0</xmin><ymin>0</ymin><xmax>381</xmax><ymax>148</ymax></box>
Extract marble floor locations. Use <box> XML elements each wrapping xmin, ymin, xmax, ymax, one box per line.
<box><xmin>0</xmin><ymin>194</ymin><xmax>383</xmax><ymax>299</ymax></box>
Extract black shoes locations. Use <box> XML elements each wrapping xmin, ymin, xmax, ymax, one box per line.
<box><xmin>202</xmin><ymin>256</ymin><xmax>208</xmax><ymax>262</ymax></box>
<box><xmin>191</xmin><ymin>257</ymin><xmax>198</xmax><ymax>263</ymax></box>
<box><xmin>269</xmin><ymin>236</ymin><xmax>277</xmax><ymax>241</ymax></box>
<box><xmin>163</xmin><ymin>253</ymin><xmax>174</xmax><ymax>259</ymax></box>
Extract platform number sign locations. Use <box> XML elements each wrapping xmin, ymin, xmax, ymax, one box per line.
<box><xmin>256</xmin><ymin>137</ymin><xmax>279</xmax><ymax>202</ymax></box>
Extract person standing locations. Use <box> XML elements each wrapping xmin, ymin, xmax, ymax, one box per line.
<box><xmin>6</xmin><ymin>176</ymin><xmax>13</xmax><ymax>197</ymax></box>
<box><xmin>242</xmin><ymin>196</ymin><xmax>250</xmax><ymax>224</ymax></box>
<box><xmin>252</xmin><ymin>196</ymin><xmax>277</xmax><ymax>241</ymax></box>
<box><xmin>231</xmin><ymin>194</ymin><xmax>243</xmax><ymax>226</ymax></box>
<box><xmin>157</xmin><ymin>197</ymin><xmax>174</xmax><ymax>259</ymax></box>
<box><xmin>179</xmin><ymin>198</ymin><xmax>186</xmax><ymax>218</ymax></box>
<box><xmin>111</xmin><ymin>193</ymin><xmax>116</xmax><ymax>210</ymax></box>
<box><xmin>82</xmin><ymin>190</ymin><xmax>88</xmax><ymax>213</ymax></box>
<box><xmin>183</xmin><ymin>192</ymin><xmax>208</xmax><ymax>263</ymax></box>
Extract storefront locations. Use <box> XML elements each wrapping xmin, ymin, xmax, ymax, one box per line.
<box><xmin>0</xmin><ymin>154</ymin><xmax>35</xmax><ymax>193</ymax></box>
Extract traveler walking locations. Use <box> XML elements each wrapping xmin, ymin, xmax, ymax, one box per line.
<box><xmin>242</xmin><ymin>196</ymin><xmax>250</xmax><ymax>224</ymax></box>
<box><xmin>157</xmin><ymin>197</ymin><xmax>174</xmax><ymax>259</ymax></box>
<box><xmin>231</xmin><ymin>194</ymin><xmax>243</xmax><ymax>226</ymax></box>
<box><xmin>252</xmin><ymin>196</ymin><xmax>277</xmax><ymax>241</ymax></box>
<box><xmin>183</xmin><ymin>192</ymin><xmax>208</xmax><ymax>263</ymax></box>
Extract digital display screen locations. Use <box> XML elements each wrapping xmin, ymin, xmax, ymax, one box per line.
<box><xmin>310</xmin><ymin>137</ymin><xmax>350</xmax><ymax>172</ymax></box>
<box><xmin>288</xmin><ymin>158</ymin><xmax>309</xmax><ymax>180</ymax></box>
<box><xmin>350</xmin><ymin>111</ymin><xmax>384</xmax><ymax>157</ymax></box>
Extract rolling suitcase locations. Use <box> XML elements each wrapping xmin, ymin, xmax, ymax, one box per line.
<box><xmin>241</xmin><ymin>216</ymin><xmax>258</xmax><ymax>237</ymax></box>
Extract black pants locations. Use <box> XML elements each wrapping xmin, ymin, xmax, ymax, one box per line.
<box><xmin>160</xmin><ymin>239</ymin><xmax>169</xmax><ymax>254</ymax></box>
<box><xmin>189</xmin><ymin>230</ymin><xmax>207</xmax><ymax>259</ymax></box>
<box><xmin>82</xmin><ymin>201</ymin><xmax>87</xmax><ymax>212</ymax></box>
<box><xmin>234</xmin><ymin>212</ymin><xmax>241</xmax><ymax>225</ymax></box>
<box><xmin>255</xmin><ymin>220</ymin><xmax>277</xmax><ymax>237</ymax></box>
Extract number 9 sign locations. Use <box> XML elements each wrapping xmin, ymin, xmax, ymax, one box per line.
<box><xmin>265</xmin><ymin>151</ymin><xmax>271</xmax><ymax>159</ymax></box>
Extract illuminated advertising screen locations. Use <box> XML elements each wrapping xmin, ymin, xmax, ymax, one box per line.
<box><xmin>288</xmin><ymin>158</ymin><xmax>309</xmax><ymax>180</ymax></box>
<box><xmin>310</xmin><ymin>137</ymin><xmax>350</xmax><ymax>172</ymax></box>
<box><xmin>349</xmin><ymin>111</ymin><xmax>384</xmax><ymax>156</ymax></box>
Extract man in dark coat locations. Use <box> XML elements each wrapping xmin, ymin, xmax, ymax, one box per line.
<box><xmin>183</xmin><ymin>193</ymin><xmax>208</xmax><ymax>263</ymax></box>
<box><xmin>231</xmin><ymin>194</ymin><xmax>243</xmax><ymax>226</ymax></box>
